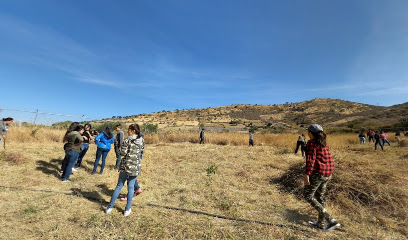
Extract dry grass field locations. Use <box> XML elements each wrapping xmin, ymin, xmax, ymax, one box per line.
<box><xmin>0</xmin><ymin>126</ymin><xmax>407</xmax><ymax>239</ymax></box>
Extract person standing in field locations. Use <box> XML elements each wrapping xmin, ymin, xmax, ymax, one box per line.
<box><xmin>200</xmin><ymin>128</ymin><xmax>205</xmax><ymax>144</ymax></box>
<box><xmin>114</xmin><ymin>124</ymin><xmax>125</xmax><ymax>169</ymax></box>
<box><xmin>92</xmin><ymin>127</ymin><xmax>114</xmax><ymax>174</ymax></box>
<box><xmin>374</xmin><ymin>130</ymin><xmax>384</xmax><ymax>151</ymax></box>
<box><xmin>304</xmin><ymin>124</ymin><xmax>340</xmax><ymax>232</ymax></box>
<box><xmin>380</xmin><ymin>131</ymin><xmax>391</xmax><ymax>146</ymax></box>
<box><xmin>295</xmin><ymin>134</ymin><xmax>306</xmax><ymax>157</ymax></box>
<box><xmin>120</xmin><ymin>131</ymin><xmax>145</xmax><ymax>202</ymax></box>
<box><xmin>0</xmin><ymin>117</ymin><xmax>14</xmax><ymax>151</ymax></box>
<box><xmin>367</xmin><ymin>129</ymin><xmax>375</xmax><ymax>143</ymax></box>
<box><xmin>358</xmin><ymin>131</ymin><xmax>366</xmax><ymax>144</ymax></box>
<box><xmin>61</xmin><ymin>124</ymin><xmax>84</xmax><ymax>182</ymax></box>
<box><xmin>249</xmin><ymin>131</ymin><xmax>254</xmax><ymax>147</ymax></box>
<box><xmin>106</xmin><ymin>124</ymin><xmax>145</xmax><ymax>216</ymax></box>
<box><xmin>74</xmin><ymin>123</ymin><xmax>94</xmax><ymax>169</ymax></box>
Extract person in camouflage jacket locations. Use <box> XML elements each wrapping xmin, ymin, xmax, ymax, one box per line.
<box><xmin>106</xmin><ymin>124</ymin><xmax>145</xmax><ymax>217</ymax></box>
<box><xmin>119</xmin><ymin>130</ymin><xmax>145</xmax><ymax>177</ymax></box>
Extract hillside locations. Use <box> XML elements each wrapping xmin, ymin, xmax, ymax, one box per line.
<box><xmin>95</xmin><ymin>98</ymin><xmax>408</xmax><ymax>132</ymax></box>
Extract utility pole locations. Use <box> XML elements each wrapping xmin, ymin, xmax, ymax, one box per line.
<box><xmin>33</xmin><ymin>109</ymin><xmax>39</xmax><ymax>125</ymax></box>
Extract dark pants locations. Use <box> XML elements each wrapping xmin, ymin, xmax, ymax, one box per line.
<box><xmin>295</xmin><ymin>141</ymin><xmax>305</xmax><ymax>157</ymax></box>
<box><xmin>114</xmin><ymin>146</ymin><xmax>121</xmax><ymax>169</ymax></box>
<box><xmin>75</xmin><ymin>143</ymin><xmax>89</xmax><ymax>168</ymax></box>
<box><xmin>92</xmin><ymin>148</ymin><xmax>110</xmax><ymax>174</ymax></box>
<box><xmin>249</xmin><ymin>139</ymin><xmax>254</xmax><ymax>147</ymax></box>
<box><xmin>200</xmin><ymin>138</ymin><xmax>205</xmax><ymax>144</ymax></box>
<box><xmin>375</xmin><ymin>139</ymin><xmax>384</xmax><ymax>150</ymax></box>
<box><xmin>61</xmin><ymin>150</ymin><xmax>80</xmax><ymax>180</ymax></box>
<box><xmin>304</xmin><ymin>173</ymin><xmax>333</xmax><ymax>227</ymax></box>
<box><xmin>368</xmin><ymin>136</ymin><xmax>374</xmax><ymax>142</ymax></box>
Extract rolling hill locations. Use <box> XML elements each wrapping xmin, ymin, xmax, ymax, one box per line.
<box><xmin>95</xmin><ymin>98</ymin><xmax>408</xmax><ymax>132</ymax></box>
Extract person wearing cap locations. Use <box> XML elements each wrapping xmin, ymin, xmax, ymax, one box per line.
<box><xmin>92</xmin><ymin>126</ymin><xmax>114</xmax><ymax>174</ymax></box>
<box><xmin>304</xmin><ymin>124</ymin><xmax>340</xmax><ymax>232</ymax></box>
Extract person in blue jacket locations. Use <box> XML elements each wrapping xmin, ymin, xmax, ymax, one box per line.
<box><xmin>92</xmin><ymin>126</ymin><xmax>114</xmax><ymax>174</ymax></box>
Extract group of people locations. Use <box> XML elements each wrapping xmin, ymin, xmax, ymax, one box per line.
<box><xmin>359</xmin><ymin>129</ymin><xmax>392</xmax><ymax>150</ymax></box>
<box><xmin>61</xmin><ymin>122</ymin><xmax>145</xmax><ymax>217</ymax></box>
<box><xmin>1</xmin><ymin>116</ymin><xmax>344</xmax><ymax>231</ymax></box>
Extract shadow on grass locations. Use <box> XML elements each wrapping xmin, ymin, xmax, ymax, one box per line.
<box><xmin>269</xmin><ymin>162</ymin><xmax>304</xmax><ymax>198</ymax></box>
<box><xmin>146</xmin><ymin>203</ymin><xmax>311</xmax><ymax>233</ymax></box>
<box><xmin>284</xmin><ymin>209</ymin><xmax>311</xmax><ymax>225</ymax></box>
<box><xmin>71</xmin><ymin>188</ymin><xmax>107</xmax><ymax>204</ymax></box>
<box><xmin>36</xmin><ymin>159</ymin><xmax>63</xmax><ymax>179</ymax></box>
<box><xmin>96</xmin><ymin>183</ymin><xmax>114</xmax><ymax>197</ymax></box>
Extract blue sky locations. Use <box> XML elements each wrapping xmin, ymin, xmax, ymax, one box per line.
<box><xmin>1</xmin><ymin>0</ymin><xmax>408</xmax><ymax>123</ymax></box>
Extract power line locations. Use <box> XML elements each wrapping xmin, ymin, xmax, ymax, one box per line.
<box><xmin>0</xmin><ymin>108</ymin><xmax>92</xmax><ymax>119</ymax></box>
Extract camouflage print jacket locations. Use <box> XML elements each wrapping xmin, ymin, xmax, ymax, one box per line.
<box><xmin>119</xmin><ymin>134</ymin><xmax>145</xmax><ymax>177</ymax></box>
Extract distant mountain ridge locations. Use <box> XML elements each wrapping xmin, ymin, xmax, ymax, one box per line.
<box><xmin>100</xmin><ymin>98</ymin><xmax>408</xmax><ymax>132</ymax></box>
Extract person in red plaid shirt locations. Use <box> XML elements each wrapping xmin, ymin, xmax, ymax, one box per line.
<box><xmin>304</xmin><ymin>124</ymin><xmax>340</xmax><ymax>232</ymax></box>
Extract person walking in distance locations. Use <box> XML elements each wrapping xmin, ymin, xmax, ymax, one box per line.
<box><xmin>367</xmin><ymin>129</ymin><xmax>375</xmax><ymax>143</ymax></box>
<box><xmin>200</xmin><ymin>128</ymin><xmax>205</xmax><ymax>144</ymax></box>
<box><xmin>61</xmin><ymin>124</ymin><xmax>84</xmax><ymax>181</ymax></box>
<box><xmin>0</xmin><ymin>117</ymin><xmax>13</xmax><ymax>152</ymax></box>
<box><xmin>249</xmin><ymin>131</ymin><xmax>254</xmax><ymax>147</ymax></box>
<box><xmin>92</xmin><ymin>127</ymin><xmax>114</xmax><ymax>174</ymax></box>
<box><xmin>75</xmin><ymin>123</ymin><xmax>94</xmax><ymax>169</ymax></box>
<box><xmin>304</xmin><ymin>124</ymin><xmax>340</xmax><ymax>232</ymax></box>
<box><xmin>114</xmin><ymin>124</ymin><xmax>125</xmax><ymax>169</ymax></box>
<box><xmin>358</xmin><ymin>131</ymin><xmax>366</xmax><ymax>144</ymax></box>
<box><xmin>374</xmin><ymin>131</ymin><xmax>384</xmax><ymax>151</ymax></box>
<box><xmin>295</xmin><ymin>134</ymin><xmax>306</xmax><ymax>157</ymax></box>
<box><xmin>105</xmin><ymin>124</ymin><xmax>145</xmax><ymax>217</ymax></box>
<box><xmin>380</xmin><ymin>131</ymin><xmax>391</xmax><ymax>146</ymax></box>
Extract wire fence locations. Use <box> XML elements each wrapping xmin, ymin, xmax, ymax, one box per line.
<box><xmin>0</xmin><ymin>108</ymin><xmax>92</xmax><ymax>126</ymax></box>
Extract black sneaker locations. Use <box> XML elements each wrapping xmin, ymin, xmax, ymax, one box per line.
<box><xmin>308</xmin><ymin>220</ymin><xmax>326</xmax><ymax>231</ymax></box>
<box><xmin>325</xmin><ymin>219</ymin><xmax>340</xmax><ymax>232</ymax></box>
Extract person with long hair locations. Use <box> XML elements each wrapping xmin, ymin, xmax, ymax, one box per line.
<box><xmin>61</xmin><ymin>123</ymin><xmax>84</xmax><ymax>181</ymax></box>
<box><xmin>61</xmin><ymin>122</ymin><xmax>79</xmax><ymax>172</ymax></box>
<box><xmin>106</xmin><ymin>124</ymin><xmax>145</xmax><ymax>216</ymax></box>
<box><xmin>92</xmin><ymin>126</ymin><xmax>114</xmax><ymax>174</ymax></box>
<box><xmin>74</xmin><ymin>123</ymin><xmax>94</xmax><ymax>169</ymax></box>
<box><xmin>304</xmin><ymin>124</ymin><xmax>340</xmax><ymax>232</ymax></box>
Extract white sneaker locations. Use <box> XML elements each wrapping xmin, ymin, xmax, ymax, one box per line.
<box><xmin>105</xmin><ymin>208</ymin><xmax>113</xmax><ymax>214</ymax></box>
<box><xmin>124</xmin><ymin>208</ymin><xmax>132</xmax><ymax>217</ymax></box>
<box><xmin>72</xmin><ymin>168</ymin><xmax>77</xmax><ymax>172</ymax></box>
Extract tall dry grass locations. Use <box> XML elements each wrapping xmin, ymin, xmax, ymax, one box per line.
<box><xmin>1</xmin><ymin>125</ymin><xmax>407</xmax><ymax>239</ymax></box>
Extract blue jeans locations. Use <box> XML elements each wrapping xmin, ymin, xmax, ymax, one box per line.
<box><xmin>62</xmin><ymin>150</ymin><xmax>80</xmax><ymax>180</ymax></box>
<box><xmin>92</xmin><ymin>148</ymin><xmax>110</xmax><ymax>174</ymax></box>
<box><xmin>114</xmin><ymin>146</ymin><xmax>121</xmax><ymax>169</ymax></box>
<box><xmin>359</xmin><ymin>137</ymin><xmax>366</xmax><ymax>144</ymax></box>
<box><xmin>75</xmin><ymin>143</ymin><xmax>89</xmax><ymax>168</ymax></box>
<box><xmin>108</xmin><ymin>171</ymin><xmax>137</xmax><ymax>211</ymax></box>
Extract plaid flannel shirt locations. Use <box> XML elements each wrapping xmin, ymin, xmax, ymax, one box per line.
<box><xmin>305</xmin><ymin>139</ymin><xmax>334</xmax><ymax>177</ymax></box>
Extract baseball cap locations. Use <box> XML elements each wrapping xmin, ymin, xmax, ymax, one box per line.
<box><xmin>307</xmin><ymin>124</ymin><xmax>323</xmax><ymax>133</ymax></box>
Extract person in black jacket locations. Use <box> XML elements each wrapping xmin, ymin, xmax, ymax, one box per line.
<box><xmin>200</xmin><ymin>129</ymin><xmax>205</xmax><ymax>144</ymax></box>
<box><xmin>75</xmin><ymin>124</ymin><xmax>94</xmax><ymax>169</ymax></box>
